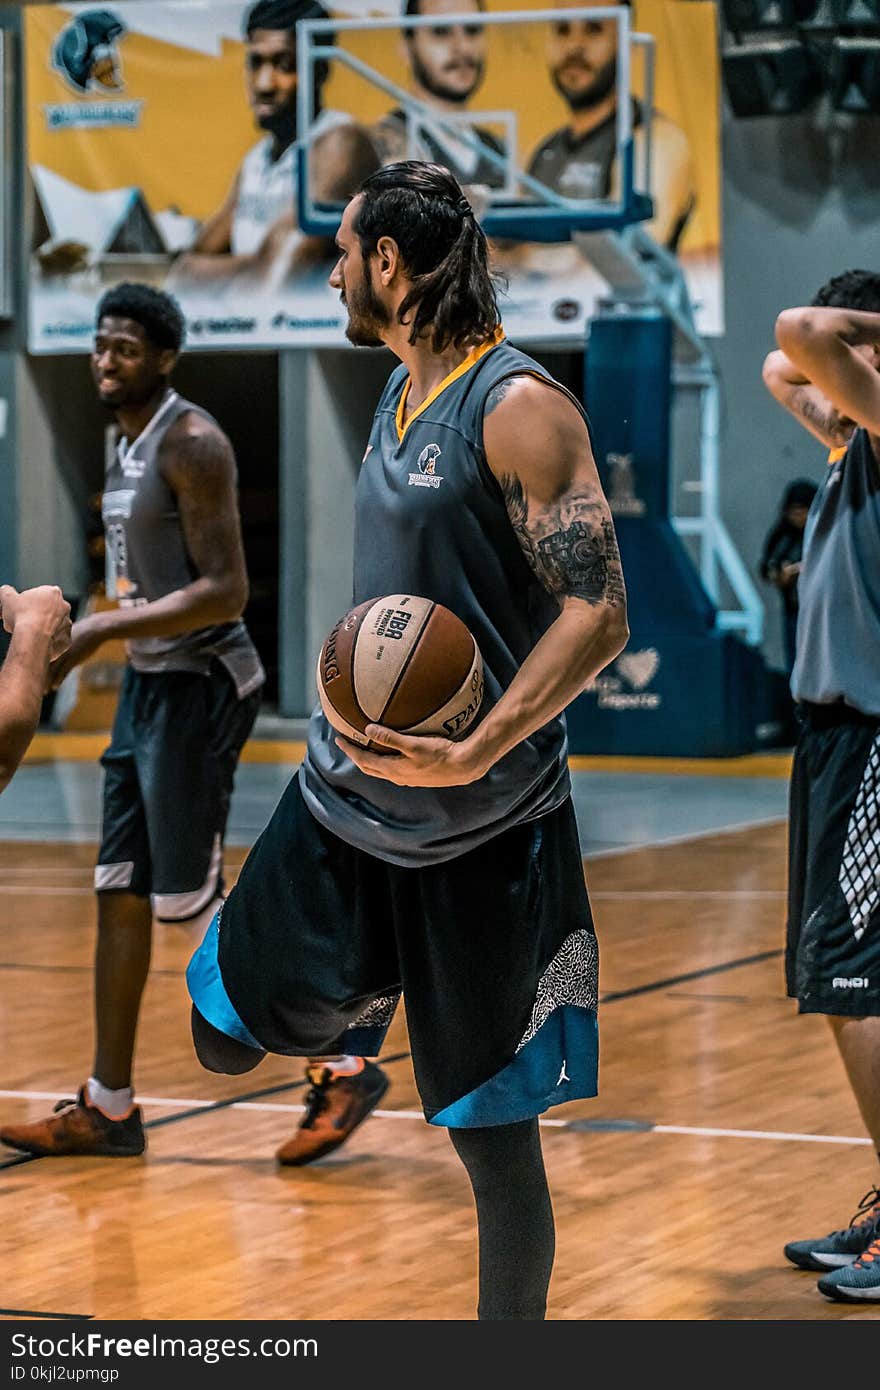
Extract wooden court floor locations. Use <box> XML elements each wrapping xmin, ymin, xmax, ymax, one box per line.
<box><xmin>0</xmin><ymin>824</ymin><xmax>877</xmax><ymax>1322</ymax></box>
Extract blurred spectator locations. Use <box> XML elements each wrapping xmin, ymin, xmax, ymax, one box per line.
<box><xmin>760</xmin><ymin>478</ymin><xmax>818</xmax><ymax>676</ymax></box>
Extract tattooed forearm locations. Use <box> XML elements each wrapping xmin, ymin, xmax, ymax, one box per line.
<box><xmin>790</xmin><ymin>389</ymin><xmax>854</xmax><ymax>447</ymax></box>
<box><xmin>499</xmin><ymin>474</ymin><xmax>626</xmax><ymax>608</ymax></box>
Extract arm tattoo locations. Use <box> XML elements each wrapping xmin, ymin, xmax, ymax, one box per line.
<box><xmin>499</xmin><ymin>473</ymin><xmax>626</xmax><ymax>608</ymax></box>
<box><xmin>485</xmin><ymin>378</ymin><xmax>517</xmax><ymax>417</ymax></box>
<box><xmin>791</xmin><ymin>389</ymin><xmax>853</xmax><ymax>447</ymax></box>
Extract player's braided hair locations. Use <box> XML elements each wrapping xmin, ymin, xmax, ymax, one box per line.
<box><xmin>354</xmin><ymin>161</ymin><xmax>500</xmax><ymax>353</ymax></box>
<box><xmin>96</xmin><ymin>282</ymin><xmax>186</xmax><ymax>352</ymax></box>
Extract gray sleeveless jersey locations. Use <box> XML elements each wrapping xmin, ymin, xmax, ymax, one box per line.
<box><xmin>300</xmin><ymin>333</ymin><xmax>577</xmax><ymax>865</ymax></box>
<box><xmin>102</xmin><ymin>389</ymin><xmax>264</xmax><ymax>699</ymax></box>
<box><xmin>792</xmin><ymin>428</ymin><xmax>880</xmax><ymax>716</ymax></box>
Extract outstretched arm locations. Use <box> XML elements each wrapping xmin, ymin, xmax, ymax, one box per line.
<box><xmin>0</xmin><ymin>585</ymin><xmax>71</xmax><ymax>791</ymax></box>
<box><xmin>762</xmin><ymin>348</ymin><xmax>856</xmax><ymax>449</ymax></box>
<box><xmin>341</xmin><ymin>376</ymin><xmax>628</xmax><ymax>788</ymax></box>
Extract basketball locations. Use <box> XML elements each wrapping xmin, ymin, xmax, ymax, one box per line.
<box><xmin>317</xmin><ymin>595</ymin><xmax>484</xmax><ymax>747</ymax></box>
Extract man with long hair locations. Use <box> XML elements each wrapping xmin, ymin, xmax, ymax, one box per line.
<box><xmin>187</xmin><ymin>161</ymin><xmax>628</xmax><ymax>1319</ymax></box>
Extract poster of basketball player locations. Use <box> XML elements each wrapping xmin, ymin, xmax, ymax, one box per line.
<box><xmin>25</xmin><ymin>1</ymin><xmax>721</xmax><ymax>350</ymax></box>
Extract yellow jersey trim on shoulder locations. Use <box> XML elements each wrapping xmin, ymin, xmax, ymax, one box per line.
<box><xmin>827</xmin><ymin>443</ymin><xmax>848</xmax><ymax>465</ymax></box>
<box><xmin>395</xmin><ymin>326</ymin><xmax>506</xmax><ymax>443</ymax></box>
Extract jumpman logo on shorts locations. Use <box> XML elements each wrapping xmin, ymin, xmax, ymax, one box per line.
<box><xmin>557</xmin><ymin>1060</ymin><xmax>570</xmax><ymax>1085</ymax></box>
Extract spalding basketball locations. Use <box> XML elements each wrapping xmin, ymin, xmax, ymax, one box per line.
<box><xmin>317</xmin><ymin>595</ymin><xmax>484</xmax><ymax>748</ymax></box>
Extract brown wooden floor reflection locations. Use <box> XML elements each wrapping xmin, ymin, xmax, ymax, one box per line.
<box><xmin>0</xmin><ymin>826</ymin><xmax>875</xmax><ymax>1320</ymax></box>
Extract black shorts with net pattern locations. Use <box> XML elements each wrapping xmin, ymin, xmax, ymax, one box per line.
<box><xmin>187</xmin><ymin>772</ymin><xmax>599</xmax><ymax>1127</ymax></box>
<box><xmin>787</xmin><ymin>700</ymin><xmax>880</xmax><ymax>1016</ymax></box>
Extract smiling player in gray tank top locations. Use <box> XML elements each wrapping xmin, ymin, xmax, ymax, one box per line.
<box><xmin>0</xmin><ymin>283</ymin><xmax>265</xmax><ymax>1163</ymax></box>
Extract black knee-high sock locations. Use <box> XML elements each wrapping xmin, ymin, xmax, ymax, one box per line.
<box><xmin>449</xmin><ymin>1118</ymin><xmax>555</xmax><ymax>1320</ymax></box>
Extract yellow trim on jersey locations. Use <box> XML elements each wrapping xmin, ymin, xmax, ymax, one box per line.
<box><xmin>395</xmin><ymin>326</ymin><xmax>506</xmax><ymax>443</ymax></box>
<box><xmin>828</xmin><ymin>444</ymin><xmax>848</xmax><ymax>464</ymax></box>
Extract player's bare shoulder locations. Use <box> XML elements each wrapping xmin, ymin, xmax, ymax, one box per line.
<box><xmin>484</xmin><ymin>372</ymin><xmax>548</xmax><ymax>418</ymax></box>
<box><xmin>483</xmin><ymin>372</ymin><xmax>589</xmax><ymax>470</ymax></box>
<box><xmin>647</xmin><ymin>111</ymin><xmax>691</xmax><ymax>166</ymax></box>
<box><xmin>160</xmin><ymin>409</ymin><xmax>237</xmax><ymax>492</ymax></box>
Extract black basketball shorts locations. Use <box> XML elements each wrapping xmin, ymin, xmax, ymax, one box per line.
<box><xmin>787</xmin><ymin>701</ymin><xmax>880</xmax><ymax>1016</ymax></box>
<box><xmin>187</xmin><ymin>774</ymin><xmax>599</xmax><ymax>1127</ymax></box>
<box><xmin>96</xmin><ymin>663</ymin><xmax>261</xmax><ymax>921</ymax></box>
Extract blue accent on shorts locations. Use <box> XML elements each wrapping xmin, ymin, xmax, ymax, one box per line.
<box><xmin>186</xmin><ymin>910</ymin><xmax>263</xmax><ymax>1050</ymax></box>
<box><xmin>429</xmin><ymin>1005</ymin><xmax>599</xmax><ymax>1128</ymax></box>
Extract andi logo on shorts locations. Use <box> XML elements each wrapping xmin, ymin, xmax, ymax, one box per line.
<box><xmin>408</xmin><ymin>443</ymin><xmax>443</xmax><ymax>490</ymax></box>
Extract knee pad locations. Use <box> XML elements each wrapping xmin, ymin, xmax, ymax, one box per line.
<box><xmin>191</xmin><ymin>1005</ymin><xmax>264</xmax><ymax>1075</ymax></box>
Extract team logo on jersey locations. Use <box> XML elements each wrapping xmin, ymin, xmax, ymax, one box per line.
<box><xmin>52</xmin><ymin>10</ymin><xmax>126</xmax><ymax>93</ymax></box>
<box><xmin>408</xmin><ymin>443</ymin><xmax>443</xmax><ymax>490</ymax></box>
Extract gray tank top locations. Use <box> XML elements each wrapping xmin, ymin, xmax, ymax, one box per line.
<box><xmin>300</xmin><ymin>333</ymin><xmax>577</xmax><ymax>866</ymax></box>
<box><xmin>528</xmin><ymin>101</ymin><xmax>643</xmax><ymax>202</ymax></box>
<box><xmin>102</xmin><ymin>389</ymin><xmax>264</xmax><ymax>699</ymax></box>
<box><xmin>791</xmin><ymin>428</ymin><xmax>880</xmax><ymax>716</ymax></box>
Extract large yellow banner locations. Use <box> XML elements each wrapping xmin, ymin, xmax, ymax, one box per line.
<box><xmin>26</xmin><ymin>2</ymin><xmax>722</xmax><ymax>350</ymax></box>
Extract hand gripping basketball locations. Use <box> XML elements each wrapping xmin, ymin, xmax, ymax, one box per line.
<box><xmin>317</xmin><ymin>594</ymin><xmax>484</xmax><ymax>749</ymax></box>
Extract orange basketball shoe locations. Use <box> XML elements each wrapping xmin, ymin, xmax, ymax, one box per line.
<box><xmin>0</xmin><ymin>1087</ymin><xmax>145</xmax><ymax>1157</ymax></box>
<box><xmin>276</xmin><ymin>1060</ymin><xmax>389</xmax><ymax>1166</ymax></box>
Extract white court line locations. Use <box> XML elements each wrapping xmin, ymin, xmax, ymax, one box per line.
<box><xmin>0</xmin><ymin>1091</ymin><xmax>566</xmax><ymax>1127</ymax></box>
<box><xmin>0</xmin><ymin>887</ymin><xmax>92</xmax><ymax>895</ymax></box>
<box><xmin>583</xmin><ymin>815</ymin><xmax>787</xmax><ymax>861</ymax></box>
<box><xmin>0</xmin><ymin>1091</ymin><xmax>866</xmax><ymax>1144</ymax></box>
<box><xmin>654</xmin><ymin>1124</ymin><xmax>872</xmax><ymax>1147</ymax></box>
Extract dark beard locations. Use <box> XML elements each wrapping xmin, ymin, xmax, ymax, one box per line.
<box><xmin>552</xmin><ymin>55</ymin><xmax>618</xmax><ymax>113</ymax></box>
<box><xmin>257</xmin><ymin>103</ymin><xmax>297</xmax><ymax>154</ymax></box>
<box><xmin>410</xmin><ymin>50</ymin><xmax>482</xmax><ymax>106</ymax></box>
<box><xmin>344</xmin><ymin>272</ymin><xmax>390</xmax><ymax>348</ymax></box>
